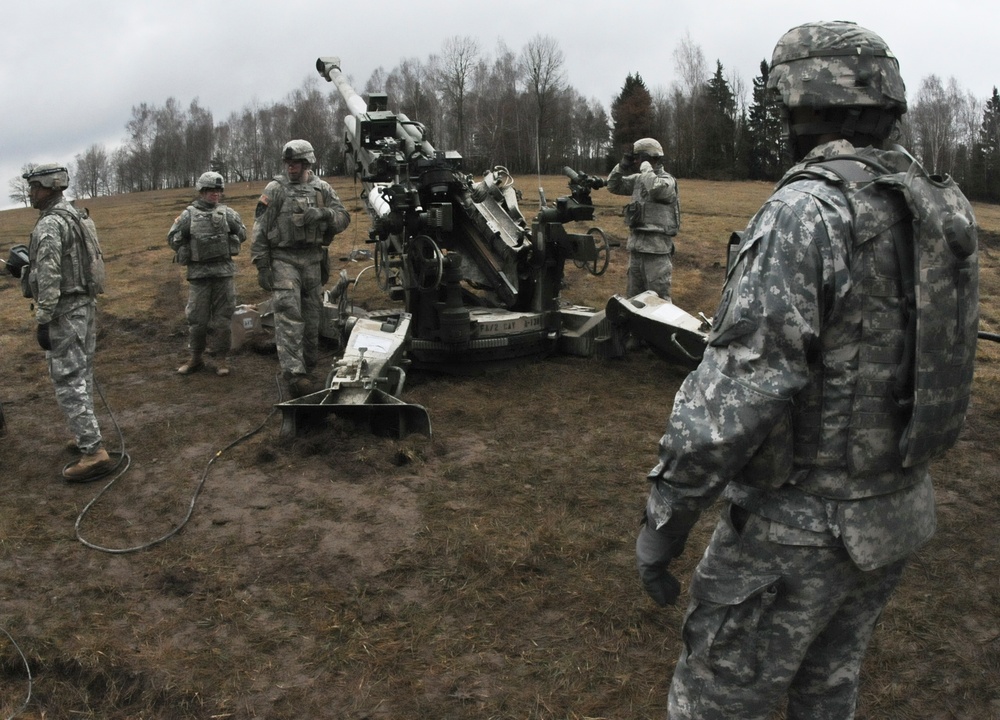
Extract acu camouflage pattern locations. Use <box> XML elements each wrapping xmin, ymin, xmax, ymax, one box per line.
<box><xmin>767</xmin><ymin>21</ymin><xmax>906</xmax><ymax>114</ymax></box>
<box><xmin>169</xmin><ymin>199</ymin><xmax>247</xmax><ymax>356</ymax></box>
<box><xmin>250</xmin><ymin>169</ymin><xmax>350</xmax><ymax>378</ymax></box>
<box><xmin>644</xmin><ymin>138</ymin><xmax>976</xmax><ymax>718</ymax></box>
<box><xmin>26</xmin><ymin>198</ymin><xmax>94</xmax><ymax>324</ymax></box>
<box><xmin>608</xmin><ymin>160</ymin><xmax>680</xmax><ymax>298</ymax></box>
<box><xmin>667</xmin><ymin>506</ymin><xmax>906</xmax><ymax>720</ymax></box>
<box><xmin>168</xmin><ymin>198</ymin><xmax>246</xmax><ymax>279</ymax></box>
<box><xmin>25</xmin><ymin>196</ymin><xmax>103</xmax><ymax>454</ymax></box>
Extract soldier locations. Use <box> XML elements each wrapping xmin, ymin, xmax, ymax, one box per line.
<box><xmin>168</xmin><ymin>171</ymin><xmax>247</xmax><ymax>376</ymax></box>
<box><xmin>607</xmin><ymin>137</ymin><xmax>680</xmax><ymax>300</ymax></box>
<box><xmin>634</xmin><ymin>21</ymin><xmax>978</xmax><ymax>719</ymax></box>
<box><xmin>250</xmin><ymin>139</ymin><xmax>350</xmax><ymax>398</ymax></box>
<box><xmin>21</xmin><ymin>164</ymin><xmax>112</xmax><ymax>482</ymax></box>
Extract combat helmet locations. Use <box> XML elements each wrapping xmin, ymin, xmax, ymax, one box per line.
<box><xmin>633</xmin><ymin>138</ymin><xmax>664</xmax><ymax>158</ymax></box>
<box><xmin>196</xmin><ymin>171</ymin><xmax>225</xmax><ymax>192</ymax></box>
<box><xmin>282</xmin><ymin>139</ymin><xmax>316</xmax><ymax>165</ymax></box>
<box><xmin>23</xmin><ymin>163</ymin><xmax>70</xmax><ymax>190</ymax></box>
<box><xmin>767</xmin><ymin>21</ymin><xmax>906</xmax><ymax>149</ymax></box>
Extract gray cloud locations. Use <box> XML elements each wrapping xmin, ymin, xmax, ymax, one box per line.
<box><xmin>3</xmin><ymin>0</ymin><xmax>997</xmax><ymax>210</ymax></box>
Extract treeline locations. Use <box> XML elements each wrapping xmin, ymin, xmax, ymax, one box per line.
<box><xmin>10</xmin><ymin>34</ymin><xmax>1000</xmax><ymax>205</ymax></box>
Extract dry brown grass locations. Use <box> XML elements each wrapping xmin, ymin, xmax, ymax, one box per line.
<box><xmin>0</xmin><ymin>175</ymin><xmax>998</xmax><ymax>719</ymax></box>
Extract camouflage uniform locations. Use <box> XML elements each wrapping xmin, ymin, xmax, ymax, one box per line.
<box><xmin>639</xmin><ymin>137</ymin><xmax>976</xmax><ymax>719</ymax></box>
<box><xmin>607</xmin><ymin>156</ymin><xmax>680</xmax><ymax>299</ymax></box>
<box><xmin>26</xmin><ymin>195</ymin><xmax>103</xmax><ymax>455</ymax></box>
<box><xmin>168</xmin><ymin>197</ymin><xmax>246</xmax><ymax>357</ymax></box>
<box><xmin>250</xmin><ymin>164</ymin><xmax>349</xmax><ymax>383</ymax></box>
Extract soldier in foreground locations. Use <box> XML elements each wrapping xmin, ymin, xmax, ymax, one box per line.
<box><xmin>21</xmin><ymin>164</ymin><xmax>113</xmax><ymax>482</ymax></box>
<box><xmin>634</xmin><ymin>21</ymin><xmax>978</xmax><ymax>718</ymax></box>
<box><xmin>607</xmin><ymin>137</ymin><xmax>680</xmax><ymax>300</ymax></box>
<box><xmin>168</xmin><ymin>171</ymin><xmax>246</xmax><ymax>376</ymax></box>
<box><xmin>250</xmin><ymin>139</ymin><xmax>350</xmax><ymax>398</ymax></box>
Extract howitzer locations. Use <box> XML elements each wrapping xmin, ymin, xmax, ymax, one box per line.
<box><xmin>274</xmin><ymin>57</ymin><xmax>616</xmax><ymax>440</ymax></box>
<box><xmin>315</xmin><ymin>56</ymin><xmax>612</xmax><ymax>372</ymax></box>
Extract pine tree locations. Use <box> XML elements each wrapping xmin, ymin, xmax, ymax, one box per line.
<box><xmin>977</xmin><ymin>87</ymin><xmax>1000</xmax><ymax>202</ymax></box>
<box><xmin>610</xmin><ymin>73</ymin><xmax>654</xmax><ymax>153</ymax></box>
<box><xmin>745</xmin><ymin>60</ymin><xmax>784</xmax><ymax>180</ymax></box>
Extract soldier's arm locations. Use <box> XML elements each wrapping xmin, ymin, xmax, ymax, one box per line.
<box><xmin>32</xmin><ymin>218</ymin><xmax>66</xmax><ymax>325</ymax></box>
<box><xmin>250</xmin><ymin>185</ymin><xmax>278</xmax><ymax>268</ymax></box>
<box><xmin>323</xmin><ymin>186</ymin><xmax>351</xmax><ymax>235</ymax></box>
<box><xmin>167</xmin><ymin>209</ymin><xmax>191</xmax><ymax>251</ymax></box>
<box><xmin>606</xmin><ymin>164</ymin><xmax>636</xmax><ymax>196</ymax></box>
<box><xmin>227</xmin><ymin>208</ymin><xmax>247</xmax><ymax>244</ymax></box>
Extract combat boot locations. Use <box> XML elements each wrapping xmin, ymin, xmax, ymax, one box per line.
<box><xmin>215</xmin><ymin>356</ymin><xmax>230</xmax><ymax>376</ymax></box>
<box><xmin>63</xmin><ymin>447</ymin><xmax>114</xmax><ymax>483</ymax></box>
<box><xmin>177</xmin><ymin>352</ymin><xmax>204</xmax><ymax>375</ymax></box>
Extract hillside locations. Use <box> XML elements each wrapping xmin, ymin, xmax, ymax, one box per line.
<box><xmin>0</xmin><ymin>175</ymin><xmax>998</xmax><ymax>719</ymax></box>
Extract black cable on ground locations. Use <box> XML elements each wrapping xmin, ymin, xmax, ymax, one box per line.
<box><xmin>74</xmin><ymin>374</ymin><xmax>281</xmax><ymax>554</ymax></box>
<box><xmin>0</xmin><ymin>625</ymin><xmax>32</xmax><ymax>720</ymax></box>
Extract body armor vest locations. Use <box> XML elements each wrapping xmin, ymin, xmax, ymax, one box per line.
<box><xmin>268</xmin><ymin>176</ymin><xmax>330</xmax><ymax>248</ymax></box>
<box><xmin>625</xmin><ymin>168</ymin><xmax>680</xmax><ymax>235</ymax></box>
<box><xmin>188</xmin><ymin>205</ymin><xmax>231</xmax><ymax>262</ymax></box>
<box><xmin>747</xmin><ymin>148</ymin><xmax>978</xmax><ymax>500</ymax></box>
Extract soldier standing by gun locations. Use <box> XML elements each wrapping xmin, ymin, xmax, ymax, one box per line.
<box><xmin>634</xmin><ymin>21</ymin><xmax>978</xmax><ymax>719</ymax></box>
<box><xmin>20</xmin><ymin>164</ymin><xmax>112</xmax><ymax>482</ymax></box>
<box><xmin>607</xmin><ymin>137</ymin><xmax>680</xmax><ymax>300</ymax></box>
<box><xmin>250</xmin><ymin>139</ymin><xmax>350</xmax><ymax>398</ymax></box>
<box><xmin>168</xmin><ymin>171</ymin><xmax>246</xmax><ymax>376</ymax></box>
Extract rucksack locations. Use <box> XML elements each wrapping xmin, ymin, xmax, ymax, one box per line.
<box><xmin>779</xmin><ymin>147</ymin><xmax>979</xmax><ymax>467</ymax></box>
<box><xmin>47</xmin><ymin>206</ymin><xmax>106</xmax><ymax>296</ymax></box>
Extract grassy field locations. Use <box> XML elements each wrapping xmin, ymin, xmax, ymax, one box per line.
<box><xmin>0</xmin><ymin>173</ymin><xmax>998</xmax><ymax>719</ymax></box>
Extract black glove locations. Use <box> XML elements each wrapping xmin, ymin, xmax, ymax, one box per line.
<box><xmin>36</xmin><ymin>323</ymin><xmax>52</xmax><ymax>351</ymax></box>
<box><xmin>257</xmin><ymin>266</ymin><xmax>273</xmax><ymax>291</ymax></box>
<box><xmin>635</xmin><ymin>508</ymin><xmax>699</xmax><ymax>607</ymax></box>
<box><xmin>620</xmin><ymin>153</ymin><xmax>636</xmax><ymax>174</ymax></box>
<box><xmin>302</xmin><ymin>207</ymin><xmax>332</xmax><ymax>225</ymax></box>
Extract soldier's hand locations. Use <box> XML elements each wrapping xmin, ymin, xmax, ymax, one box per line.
<box><xmin>256</xmin><ymin>266</ymin><xmax>274</xmax><ymax>291</ymax></box>
<box><xmin>620</xmin><ymin>153</ymin><xmax>636</xmax><ymax>174</ymax></box>
<box><xmin>36</xmin><ymin>323</ymin><xmax>52</xmax><ymax>351</ymax></box>
<box><xmin>635</xmin><ymin>519</ymin><xmax>688</xmax><ymax>606</ymax></box>
<box><xmin>302</xmin><ymin>207</ymin><xmax>332</xmax><ymax>225</ymax></box>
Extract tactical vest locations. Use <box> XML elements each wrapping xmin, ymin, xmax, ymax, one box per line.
<box><xmin>749</xmin><ymin>148</ymin><xmax>978</xmax><ymax>500</ymax></box>
<box><xmin>624</xmin><ymin>168</ymin><xmax>680</xmax><ymax>235</ymax></box>
<box><xmin>188</xmin><ymin>205</ymin><xmax>232</xmax><ymax>262</ymax></box>
<box><xmin>267</xmin><ymin>176</ymin><xmax>330</xmax><ymax>248</ymax></box>
<box><xmin>27</xmin><ymin>203</ymin><xmax>93</xmax><ymax>298</ymax></box>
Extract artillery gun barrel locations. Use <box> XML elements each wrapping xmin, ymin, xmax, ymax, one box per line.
<box><xmin>317</xmin><ymin>56</ymin><xmax>435</xmax><ymax>158</ymax></box>
<box><xmin>316</xmin><ymin>57</ymin><xmax>367</xmax><ymax>117</ymax></box>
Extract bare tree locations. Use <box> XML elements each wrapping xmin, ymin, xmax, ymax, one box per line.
<box><xmin>8</xmin><ymin>163</ymin><xmax>36</xmax><ymax>206</ymax></box>
<box><xmin>672</xmin><ymin>32</ymin><xmax>708</xmax><ymax>174</ymax></box>
<box><xmin>73</xmin><ymin>144</ymin><xmax>110</xmax><ymax>198</ymax></box>
<box><xmin>439</xmin><ymin>35</ymin><xmax>480</xmax><ymax>154</ymax></box>
<box><xmin>520</xmin><ymin>35</ymin><xmax>567</xmax><ymax>172</ymax></box>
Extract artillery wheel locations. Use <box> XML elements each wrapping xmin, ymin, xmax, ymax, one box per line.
<box><xmin>574</xmin><ymin>227</ymin><xmax>610</xmax><ymax>276</ymax></box>
<box><xmin>410</xmin><ymin>235</ymin><xmax>444</xmax><ymax>291</ymax></box>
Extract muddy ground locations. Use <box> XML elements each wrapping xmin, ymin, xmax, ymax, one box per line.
<box><xmin>0</xmin><ymin>176</ymin><xmax>998</xmax><ymax>719</ymax></box>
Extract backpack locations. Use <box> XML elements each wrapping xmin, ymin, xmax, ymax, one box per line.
<box><xmin>779</xmin><ymin>147</ymin><xmax>979</xmax><ymax>467</ymax></box>
<box><xmin>47</xmin><ymin>206</ymin><xmax>106</xmax><ymax>296</ymax></box>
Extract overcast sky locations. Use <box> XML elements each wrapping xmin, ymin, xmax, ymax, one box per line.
<box><xmin>3</xmin><ymin>0</ymin><xmax>997</xmax><ymax>211</ymax></box>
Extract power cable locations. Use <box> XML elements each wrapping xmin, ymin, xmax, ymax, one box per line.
<box><xmin>0</xmin><ymin>625</ymin><xmax>31</xmax><ymax>720</ymax></box>
<box><xmin>74</xmin><ymin>375</ymin><xmax>281</xmax><ymax>554</ymax></box>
